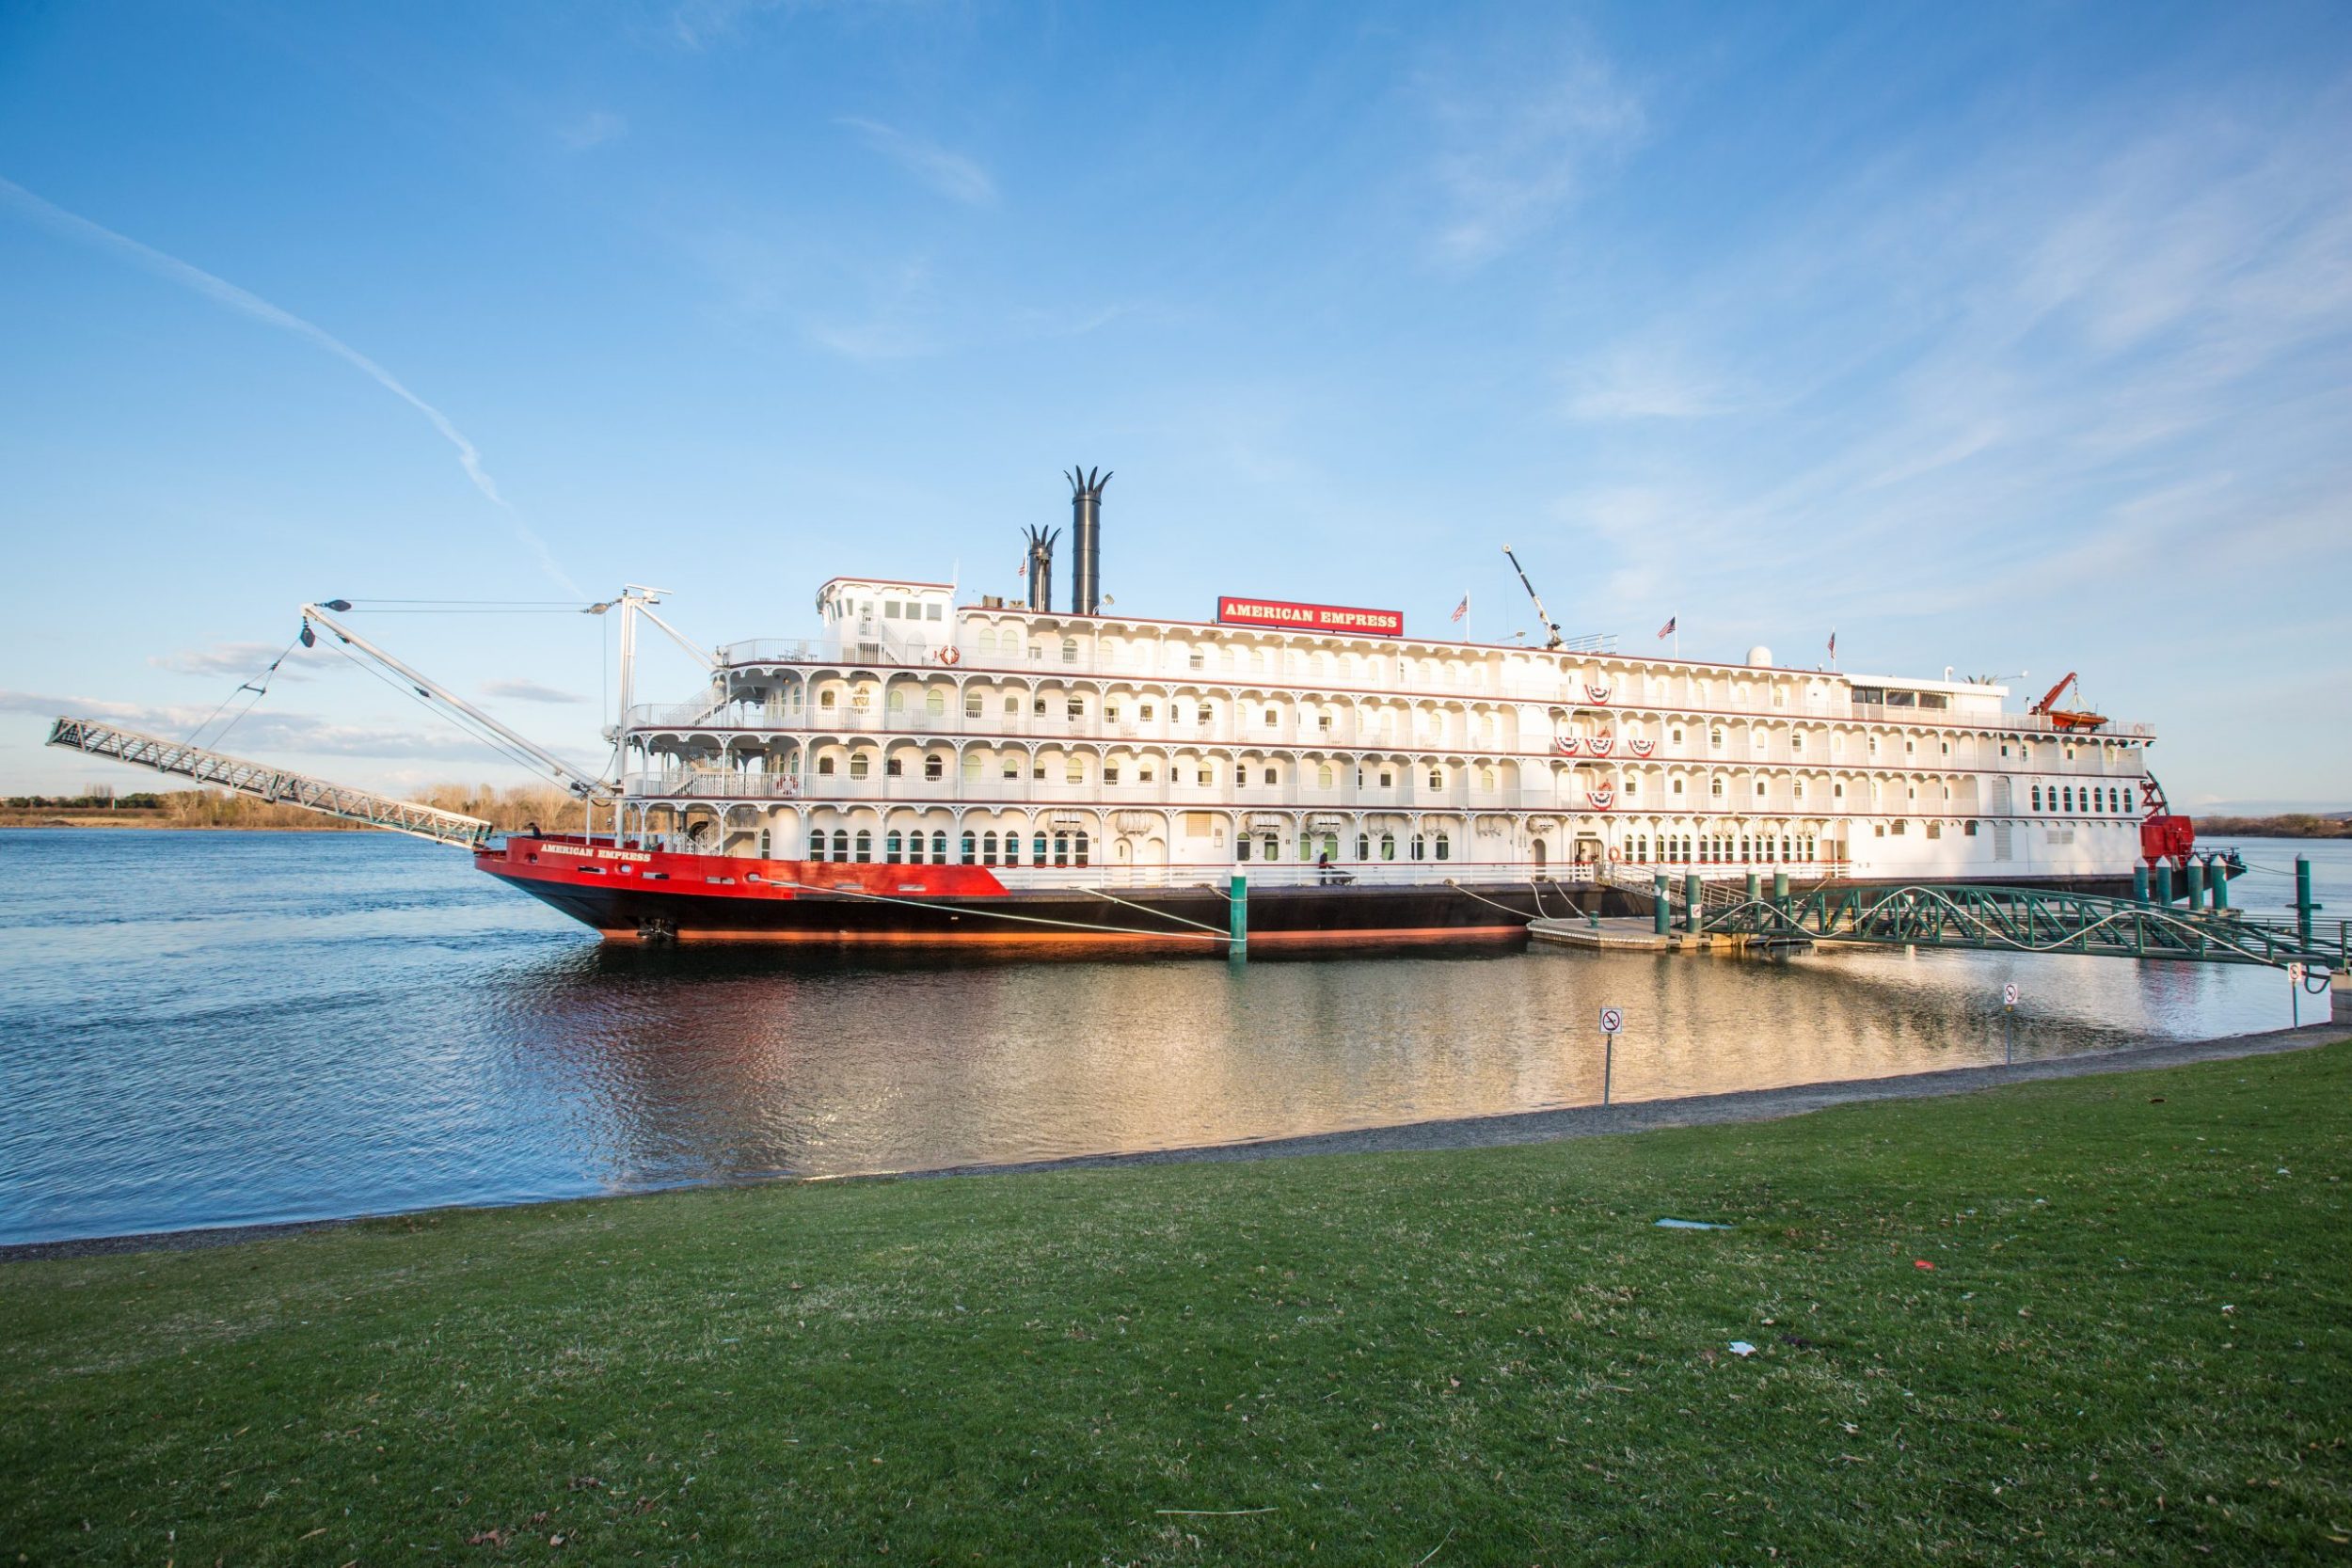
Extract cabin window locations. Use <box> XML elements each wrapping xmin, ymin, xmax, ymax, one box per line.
<box><xmin>1263</xmin><ymin>709</ymin><xmax>1279</xmax><ymax>727</ymax></box>
<box><xmin>1434</xmin><ymin>832</ymin><xmax>1451</xmax><ymax>862</ymax></box>
<box><xmin>977</xmin><ymin>628</ymin><xmax>996</xmax><ymax>656</ymax></box>
<box><xmin>819</xmin><ymin>689</ymin><xmax>837</xmax><ymax>709</ymax></box>
<box><xmin>1791</xmin><ymin>734</ymin><xmax>1804</xmax><ymax>753</ymax></box>
<box><xmin>1427</xmin><ymin>768</ymin><xmax>1443</xmax><ymax>791</ymax></box>
<box><xmin>831</xmin><ymin>829</ymin><xmax>850</xmax><ymax>860</ymax></box>
<box><xmin>1792</xmin><ymin>780</ymin><xmax>1805</xmax><ymax>800</ymax></box>
<box><xmin>1068</xmin><ymin>699</ymin><xmax>1085</xmax><ymax>720</ymax></box>
<box><xmin>884</xmin><ymin>601</ymin><xmax>900</xmax><ymax>619</ymax></box>
<box><xmin>1904</xmin><ymin>739</ymin><xmax>1915</xmax><ymax>755</ymax></box>
<box><xmin>1892</xmin><ymin>820</ymin><xmax>1907</xmax><ymax>835</ymax></box>
<box><xmin>1188</xmin><ymin>651</ymin><xmax>1204</xmax><ymax>670</ymax></box>
<box><xmin>1672</xmin><ymin>779</ymin><xmax>1685</xmax><ymax>796</ymax></box>
<box><xmin>1833</xmin><ymin>783</ymin><xmax>1845</xmax><ymax>800</ymax></box>
<box><xmin>1034</xmin><ymin>698</ymin><xmax>1048</xmax><ymax>716</ymax></box>
<box><xmin>1867</xmin><ymin>736</ymin><xmax>1880</xmax><ymax>756</ymax></box>
<box><xmin>1357</xmin><ymin>833</ymin><xmax>1370</xmax><ymax>860</ymax></box>
<box><xmin>1672</xmin><ymin>728</ymin><xmax>1684</xmax><ymax>745</ymax></box>
<box><xmin>1380</xmin><ymin>832</ymin><xmax>1397</xmax><ymax>861</ymax></box>
<box><xmin>926</xmin><ymin>690</ymin><xmax>945</xmax><ymax>717</ymax></box>
<box><xmin>850</xmin><ymin>755</ymin><xmax>870</xmax><ymax>780</ymax></box>
<box><xmin>1710</xmin><ymin>778</ymin><xmax>1724</xmax><ymax>799</ymax></box>
<box><xmin>981</xmin><ymin>831</ymin><xmax>999</xmax><ymax>864</ymax></box>
<box><xmin>1001</xmin><ymin>757</ymin><xmax>1020</xmax><ymax>779</ymax></box>
<box><xmin>1073</xmin><ymin>832</ymin><xmax>1089</xmax><ymax>866</ymax></box>
<box><xmin>1410</xmin><ymin>833</ymin><xmax>1426</xmax><ymax>862</ymax></box>
<box><xmin>1005</xmin><ymin>696</ymin><xmax>1020</xmax><ymax>718</ymax></box>
<box><xmin>1198</xmin><ymin>703</ymin><xmax>1213</xmax><ymax>724</ymax></box>
<box><xmin>1262</xmin><ymin>832</ymin><xmax>1279</xmax><ymax>860</ymax></box>
<box><xmin>887</xmin><ymin>689</ymin><xmax>905</xmax><ymax>714</ymax></box>
<box><xmin>923</xmin><ymin>756</ymin><xmax>943</xmax><ymax>780</ymax></box>
<box><xmin>930</xmin><ymin>831</ymin><xmax>947</xmax><ymax>863</ymax></box>
<box><xmin>853</xmin><ymin>830</ymin><xmax>872</xmax><ymax>863</ymax></box>
<box><xmin>1060</xmin><ymin>638</ymin><xmax>1078</xmax><ymax>664</ymax></box>
<box><xmin>1964</xmin><ymin>821</ymin><xmax>1979</xmax><ymax>836</ymax></box>
<box><xmin>960</xmin><ymin>832</ymin><xmax>976</xmax><ymax>863</ymax></box>
<box><xmin>1237</xmin><ymin>836</ymin><xmax>1252</xmax><ymax>862</ymax></box>
<box><xmin>884</xmin><ymin>831</ymin><xmax>903</xmax><ymax>863</ymax></box>
<box><xmin>1624</xmin><ymin>777</ymin><xmax>1638</xmax><ymax>798</ymax></box>
<box><xmin>1710</xmin><ymin>730</ymin><xmax>1724</xmax><ymax>750</ymax></box>
<box><xmin>1198</xmin><ymin>767</ymin><xmax>1214</xmax><ymax>785</ymax></box>
<box><xmin>962</xmin><ymin>754</ymin><xmax>982</xmax><ymax>783</ymax></box>
<box><xmin>1033</xmin><ymin>832</ymin><xmax>1048</xmax><ymax>863</ymax></box>
<box><xmin>1480</xmin><ymin>768</ymin><xmax>1496</xmax><ymax>791</ymax></box>
<box><xmin>2032</xmin><ymin>784</ymin><xmax>2043</xmax><ymax>810</ymax></box>
<box><xmin>1927</xmin><ymin>821</ymin><xmax>1944</xmax><ymax>839</ymax></box>
<box><xmin>1139</xmin><ymin>765</ymin><xmax>1155</xmax><ymax>783</ymax></box>
<box><xmin>1379</xmin><ymin>770</ymin><xmax>1393</xmax><ymax>788</ymax></box>
<box><xmin>1263</xmin><ymin>767</ymin><xmax>1278</xmax><ymax>785</ymax></box>
<box><xmin>818</xmin><ymin>755</ymin><xmax>836</xmax><ymax>776</ymax></box>
<box><xmin>1140</xmin><ymin>704</ymin><xmax>1154</xmax><ymax>721</ymax></box>
<box><xmin>1052</xmin><ymin>832</ymin><xmax>1070</xmax><ymax>866</ymax></box>
<box><xmin>965</xmin><ymin>692</ymin><xmax>982</xmax><ymax>718</ymax></box>
<box><xmin>1755</xmin><ymin>781</ymin><xmax>1767</xmax><ymax>799</ymax></box>
<box><xmin>1317</xmin><ymin>766</ymin><xmax>1335</xmax><ymax>789</ymax></box>
<box><xmin>1066</xmin><ymin>758</ymin><xmax>1085</xmax><ymax>784</ymax></box>
<box><xmin>884</xmin><ymin>758</ymin><xmax>902</xmax><ymax>778</ymax></box>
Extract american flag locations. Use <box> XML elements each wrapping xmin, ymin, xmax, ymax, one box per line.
<box><xmin>1016</xmin><ymin>558</ymin><xmax>1025</xmax><ymax>578</ymax></box>
<box><xmin>1827</xmin><ymin>629</ymin><xmax>1836</xmax><ymax>656</ymax></box>
<box><xmin>1657</xmin><ymin>614</ymin><xmax>1676</xmax><ymax>639</ymax></box>
<box><xmin>1450</xmin><ymin>594</ymin><xmax>1470</xmax><ymax>624</ymax></box>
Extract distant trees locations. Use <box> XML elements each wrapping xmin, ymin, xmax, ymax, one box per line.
<box><xmin>5</xmin><ymin>786</ymin><xmax>586</xmax><ymax>832</ymax></box>
<box><xmin>2193</xmin><ymin>814</ymin><xmax>2352</xmax><ymax>840</ymax></box>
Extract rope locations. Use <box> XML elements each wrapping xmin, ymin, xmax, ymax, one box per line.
<box><xmin>185</xmin><ymin>636</ymin><xmax>303</xmax><ymax>749</ymax></box>
<box><xmin>773</xmin><ymin>879</ymin><xmax>1230</xmax><ymax>943</ymax></box>
<box><xmin>1081</xmin><ymin>885</ymin><xmax>1230</xmax><ymax>937</ymax></box>
<box><xmin>1448</xmin><ymin>879</ymin><xmax>1539</xmax><ymax>920</ymax></box>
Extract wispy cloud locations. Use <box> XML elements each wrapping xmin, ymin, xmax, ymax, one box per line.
<box><xmin>836</xmin><ymin>117</ymin><xmax>996</xmax><ymax>207</ymax></box>
<box><xmin>149</xmin><ymin>641</ymin><xmax>323</xmax><ymax>682</ymax></box>
<box><xmin>1420</xmin><ymin>40</ymin><xmax>1644</xmax><ymax>268</ymax></box>
<box><xmin>5</xmin><ymin>689</ymin><xmax>516</xmax><ymax>762</ymax></box>
<box><xmin>557</xmin><ymin>110</ymin><xmax>628</xmax><ymax>151</ymax></box>
<box><xmin>0</xmin><ymin>177</ymin><xmax>580</xmax><ymax>594</ymax></box>
<box><xmin>481</xmin><ymin>678</ymin><xmax>585</xmax><ymax>705</ymax></box>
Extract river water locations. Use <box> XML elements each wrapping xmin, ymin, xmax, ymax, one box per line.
<box><xmin>0</xmin><ymin>830</ymin><xmax>2341</xmax><ymax>1246</ymax></box>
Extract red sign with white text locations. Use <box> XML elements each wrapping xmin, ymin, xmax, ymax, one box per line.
<box><xmin>1216</xmin><ymin>595</ymin><xmax>1404</xmax><ymax>637</ymax></box>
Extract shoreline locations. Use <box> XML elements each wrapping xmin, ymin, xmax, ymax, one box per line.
<box><xmin>8</xmin><ymin>1012</ymin><xmax>2343</xmax><ymax>1264</ymax></box>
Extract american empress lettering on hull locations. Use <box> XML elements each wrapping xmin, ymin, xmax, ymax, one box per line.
<box><xmin>474</xmin><ymin>476</ymin><xmax>2202</xmax><ymax>946</ymax></box>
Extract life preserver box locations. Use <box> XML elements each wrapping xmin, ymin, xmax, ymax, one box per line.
<box><xmin>939</xmin><ymin>647</ymin><xmax>961</xmax><ymax>666</ymax></box>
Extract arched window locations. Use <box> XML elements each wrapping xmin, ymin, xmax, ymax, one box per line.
<box><xmin>981</xmin><ymin>831</ymin><xmax>999</xmax><ymax>864</ymax></box>
<box><xmin>817</xmin><ymin>755</ymin><xmax>836</xmax><ymax>775</ymax></box>
<box><xmin>930</xmin><ymin>831</ymin><xmax>947</xmax><ymax>863</ymax></box>
<box><xmin>887</xmin><ymin>689</ymin><xmax>905</xmax><ymax>714</ymax></box>
<box><xmin>1263</xmin><ymin>767</ymin><xmax>1278</xmax><ymax>785</ymax></box>
<box><xmin>1053</xmin><ymin>832</ymin><xmax>1070</xmax><ymax>866</ymax></box>
<box><xmin>831</xmin><ymin>829</ymin><xmax>850</xmax><ymax>860</ymax></box>
<box><xmin>2032</xmin><ymin>784</ymin><xmax>2042</xmax><ymax>810</ymax></box>
<box><xmin>2062</xmin><ymin>785</ymin><xmax>2074</xmax><ymax>812</ymax></box>
<box><xmin>977</xmin><ymin>627</ymin><xmax>996</xmax><ymax>656</ymax></box>
<box><xmin>1356</xmin><ymin>833</ymin><xmax>1370</xmax><ymax>860</ymax></box>
<box><xmin>1434</xmin><ymin>832</ymin><xmax>1451</xmax><ymax>862</ymax></box>
<box><xmin>1427</xmin><ymin>768</ymin><xmax>1443</xmax><ymax>791</ymax></box>
<box><xmin>1073</xmin><ymin>832</ymin><xmax>1089</xmax><ymax>866</ymax></box>
<box><xmin>926</xmin><ymin>689</ymin><xmax>946</xmax><ymax>717</ymax></box>
<box><xmin>1480</xmin><ymin>768</ymin><xmax>1496</xmax><ymax>792</ymax></box>
<box><xmin>961</xmin><ymin>832</ymin><xmax>977</xmax><ymax>863</ymax></box>
<box><xmin>1033</xmin><ymin>832</ymin><xmax>1049</xmax><ymax>863</ymax></box>
<box><xmin>1004</xmin><ymin>695</ymin><xmax>1020</xmax><ymax>717</ymax></box>
<box><xmin>849</xmin><ymin>754</ymin><xmax>870</xmax><ymax>780</ymax></box>
<box><xmin>1380</xmin><ymin>832</ymin><xmax>1396</xmax><ymax>861</ymax></box>
<box><xmin>853</xmin><ymin>830</ymin><xmax>873</xmax><ymax>863</ymax></box>
<box><xmin>1710</xmin><ymin>778</ymin><xmax>1724</xmax><ymax>799</ymax></box>
<box><xmin>1060</xmin><ymin>638</ymin><xmax>1078</xmax><ymax>664</ymax></box>
<box><xmin>884</xmin><ymin>757</ymin><xmax>903</xmax><ymax>778</ymax></box>
<box><xmin>1066</xmin><ymin>757</ymin><xmax>1085</xmax><ymax>784</ymax></box>
<box><xmin>1410</xmin><ymin>833</ymin><xmax>1426</xmax><ymax>861</ymax></box>
<box><xmin>1317</xmin><ymin>765</ymin><xmax>1335</xmax><ymax>790</ymax></box>
<box><xmin>806</xmin><ymin>832</ymin><xmax>827</xmax><ymax>863</ymax></box>
<box><xmin>1261</xmin><ymin>832</ymin><xmax>1279</xmax><ymax>861</ymax></box>
<box><xmin>820</xmin><ymin>689</ymin><xmax>837</xmax><ymax>709</ymax></box>
<box><xmin>924</xmin><ymin>755</ymin><xmax>944</xmax><ymax>781</ymax></box>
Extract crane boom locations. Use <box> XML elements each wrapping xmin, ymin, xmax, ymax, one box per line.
<box><xmin>301</xmin><ymin>603</ymin><xmax>616</xmax><ymax>800</ymax></box>
<box><xmin>1501</xmin><ymin>545</ymin><xmax>1565</xmax><ymax>650</ymax></box>
<box><xmin>45</xmin><ymin>718</ymin><xmax>494</xmax><ymax>847</ymax></box>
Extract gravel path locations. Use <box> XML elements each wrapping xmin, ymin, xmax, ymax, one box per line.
<box><xmin>8</xmin><ymin>1012</ymin><xmax>2344</xmax><ymax>1264</ymax></box>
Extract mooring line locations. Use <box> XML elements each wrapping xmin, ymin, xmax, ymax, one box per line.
<box><xmin>774</xmin><ymin>879</ymin><xmax>1229</xmax><ymax>943</ymax></box>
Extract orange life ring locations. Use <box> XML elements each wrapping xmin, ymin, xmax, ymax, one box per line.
<box><xmin>1607</xmin><ymin>847</ymin><xmax>1621</xmax><ymax>863</ymax></box>
<box><xmin>939</xmin><ymin>647</ymin><xmax>961</xmax><ymax>666</ymax></box>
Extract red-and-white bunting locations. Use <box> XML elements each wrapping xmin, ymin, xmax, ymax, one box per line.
<box><xmin>1586</xmin><ymin>785</ymin><xmax>1615</xmax><ymax>810</ymax></box>
<box><xmin>1588</xmin><ymin>732</ymin><xmax>1614</xmax><ymax>756</ymax></box>
<box><xmin>1585</xmin><ymin>684</ymin><xmax>1613</xmax><ymax>705</ymax></box>
<box><xmin>1628</xmin><ymin>736</ymin><xmax>1655</xmax><ymax>757</ymax></box>
<box><xmin>1553</xmin><ymin>735</ymin><xmax>1581</xmax><ymax>755</ymax></box>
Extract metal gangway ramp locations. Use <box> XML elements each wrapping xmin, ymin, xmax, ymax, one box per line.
<box><xmin>46</xmin><ymin>717</ymin><xmax>494</xmax><ymax>849</ymax></box>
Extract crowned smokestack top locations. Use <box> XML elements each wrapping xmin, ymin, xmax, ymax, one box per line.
<box><xmin>1022</xmin><ymin>525</ymin><xmax>1058</xmax><ymax>613</ymax></box>
<box><xmin>1067</xmin><ymin>466</ymin><xmax>1110</xmax><ymax>616</ymax></box>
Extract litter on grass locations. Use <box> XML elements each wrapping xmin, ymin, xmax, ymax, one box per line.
<box><xmin>1728</xmin><ymin>1341</ymin><xmax>1757</xmax><ymax>1357</ymax></box>
<box><xmin>1655</xmin><ymin>1218</ymin><xmax>1735</xmax><ymax>1230</ymax></box>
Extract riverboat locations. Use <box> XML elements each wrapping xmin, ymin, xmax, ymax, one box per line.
<box><xmin>474</xmin><ymin>473</ymin><xmax>2209</xmax><ymax>947</ymax></box>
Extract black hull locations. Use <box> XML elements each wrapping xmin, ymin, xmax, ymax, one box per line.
<box><xmin>485</xmin><ymin>865</ymin><xmax>2228</xmax><ymax>950</ymax></box>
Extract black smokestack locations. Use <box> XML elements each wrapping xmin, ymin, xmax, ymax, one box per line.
<box><xmin>1066</xmin><ymin>466</ymin><xmax>1110</xmax><ymax>615</ymax></box>
<box><xmin>1022</xmin><ymin>525</ymin><xmax>1058</xmax><ymax>613</ymax></box>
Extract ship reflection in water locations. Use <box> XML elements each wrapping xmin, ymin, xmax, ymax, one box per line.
<box><xmin>0</xmin><ymin>831</ymin><xmax>2334</xmax><ymax>1247</ymax></box>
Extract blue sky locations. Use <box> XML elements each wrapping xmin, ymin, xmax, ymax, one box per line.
<box><xmin>3</xmin><ymin>1</ymin><xmax>2347</xmax><ymax>807</ymax></box>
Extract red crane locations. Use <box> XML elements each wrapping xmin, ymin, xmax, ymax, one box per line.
<box><xmin>2028</xmin><ymin>671</ymin><xmax>2108</xmax><ymax>732</ymax></box>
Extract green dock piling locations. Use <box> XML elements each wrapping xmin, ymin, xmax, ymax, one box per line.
<box><xmin>1684</xmin><ymin>873</ymin><xmax>1702</xmax><ymax>934</ymax></box>
<box><xmin>2213</xmin><ymin>866</ymin><xmax>2228</xmax><ymax>911</ymax></box>
<box><xmin>2185</xmin><ymin>861</ymin><xmax>2205</xmax><ymax>910</ymax></box>
<box><xmin>1229</xmin><ymin>873</ymin><xmax>1248</xmax><ymax>953</ymax></box>
<box><xmin>1653</xmin><ymin>873</ymin><xmax>1670</xmax><ymax>936</ymax></box>
<box><xmin>2296</xmin><ymin>856</ymin><xmax>2319</xmax><ymax>948</ymax></box>
<box><xmin>2154</xmin><ymin>863</ymin><xmax>2173</xmax><ymax>906</ymax></box>
<box><xmin>2133</xmin><ymin>864</ymin><xmax>2150</xmax><ymax>905</ymax></box>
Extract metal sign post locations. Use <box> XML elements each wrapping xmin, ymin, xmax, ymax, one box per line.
<box><xmin>1599</xmin><ymin>1006</ymin><xmax>1623</xmax><ymax>1106</ymax></box>
<box><xmin>2289</xmin><ymin>962</ymin><xmax>2306</xmax><ymax>1028</ymax></box>
<box><xmin>2002</xmin><ymin>982</ymin><xmax>2019</xmax><ymax>1065</ymax></box>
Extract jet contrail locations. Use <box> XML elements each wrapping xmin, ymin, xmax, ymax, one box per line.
<box><xmin>1</xmin><ymin>176</ymin><xmax>580</xmax><ymax>594</ymax></box>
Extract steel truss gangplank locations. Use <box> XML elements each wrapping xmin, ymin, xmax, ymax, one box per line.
<box><xmin>1700</xmin><ymin>882</ymin><xmax>2348</xmax><ymax>971</ymax></box>
<box><xmin>45</xmin><ymin>717</ymin><xmax>494</xmax><ymax>849</ymax></box>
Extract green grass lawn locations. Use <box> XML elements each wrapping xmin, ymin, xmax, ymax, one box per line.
<box><xmin>6</xmin><ymin>1040</ymin><xmax>2349</xmax><ymax>1566</ymax></box>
